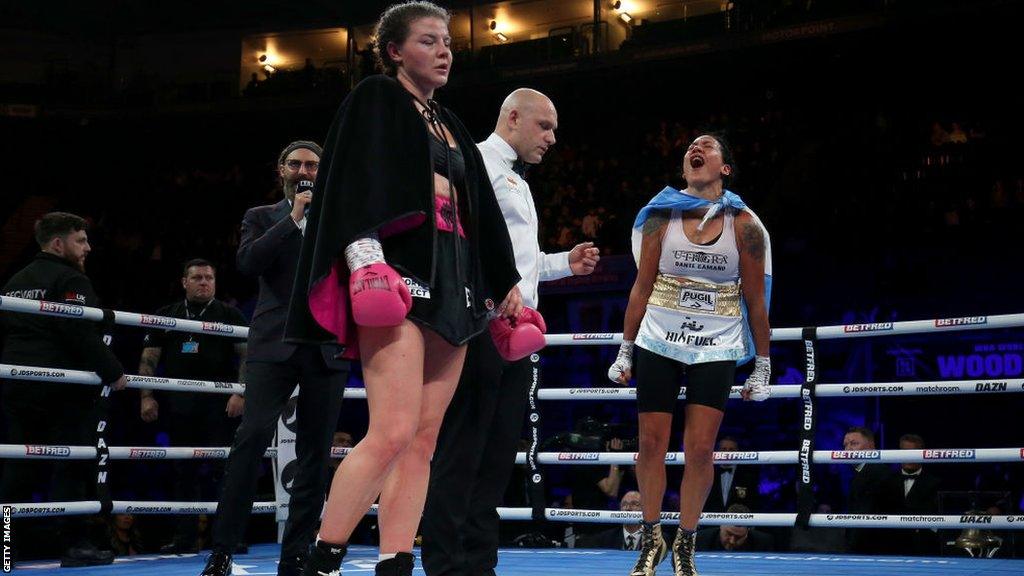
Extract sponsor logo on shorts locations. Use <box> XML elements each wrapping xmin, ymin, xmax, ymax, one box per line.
<box><xmin>192</xmin><ymin>449</ymin><xmax>227</xmax><ymax>458</ymax></box>
<box><xmin>843</xmin><ymin>322</ymin><xmax>893</xmax><ymax>333</ymax></box>
<box><xmin>558</xmin><ymin>453</ymin><xmax>600</xmax><ymax>461</ymax></box>
<box><xmin>25</xmin><ymin>445</ymin><xmax>71</xmax><ymax>457</ymax></box>
<box><xmin>960</xmin><ymin>515</ymin><xmax>993</xmax><ymax>524</ymax></box>
<box><xmin>678</xmin><ymin>289</ymin><xmax>716</xmax><ymax>312</ymax></box>
<box><xmin>924</xmin><ymin>449</ymin><xmax>975</xmax><ymax>460</ymax></box>
<box><xmin>129</xmin><ymin>448</ymin><xmax>167</xmax><ymax>459</ymax></box>
<box><xmin>935</xmin><ymin>316</ymin><xmax>988</xmax><ymax>328</ymax></box>
<box><xmin>403</xmin><ymin>277</ymin><xmax>431</xmax><ymax>299</ymax></box>
<box><xmin>140</xmin><ymin>315</ymin><xmax>177</xmax><ymax>327</ymax></box>
<box><xmin>664</xmin><ymin>453</ymin><xmax>678</xmax><ymax>462</ymax></box>
<box><xmin>39</xmin><ymin>301</ymin><xmax>84</xmax><ymax>317</ymax></box>
<box><xmin>202</xmin><ymin>322</ymin><xmax>235</xmax><ymax>334</ymax></box>
<box><xmin>715</xmin><ymin>451</ymin><xmax>759</xmax><ymax>462</ymax></box>
<box><xmin>831</xmin><ymin>450</ymin><xmax>881</xmax><ymax>460</ymax></box>
<box><xmin>572</xmin><ymin>333</ymin><xmax>616</xmax><ymax>341</ymax></box>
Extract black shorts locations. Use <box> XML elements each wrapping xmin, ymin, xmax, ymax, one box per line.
<box><xmin>405</xmin><ymin>230</ymin><xmax>486</xmax><ymax>346</ymax></box>
<box><xmin>634</xmin><ymin>346</ymin><xmax>735</xmax><ymax>413</ymax></box>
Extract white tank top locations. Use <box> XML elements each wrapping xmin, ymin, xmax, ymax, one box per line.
<box><xmin>636</xmin><ymin>208</ymin><xmax>748</xmax><ymax>365</ymax></box>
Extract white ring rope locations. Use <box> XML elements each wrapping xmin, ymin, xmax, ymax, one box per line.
<box><xmin>540</xmin><ymin>380</ymin><xmax>1024</xmax><ymax>400</ymax></box>
<box><xmin>2</xmin><ymin>364</ymin><xmax>1018</xmax><ymax>400</ymax></box>
<box><xmin>0</xmin><ymin>364</ymin><xmax>245</xmax><ymax>394</ymax></box>
<box><xmin>8</xmin><ymin>501</ymin><xmax>1022</xmax><ymax>531</ymax></box>
<box><xmin>0</xmin><ymin>444</ymin><xmax>354</xmax><ymax>460</ymax></box>
<box><xmin>0</xmin><ymin>295</ymin><xmax>247</xmax><ymax>339</ymax></box>
<box><xmin>3</xmin><ymin>443</ymin><xmax>1018</xmax><ymax>466</ymax></box>
<box><xmin>2</xmin><ymin>295</ymin><xmax>1021</xmax><ymax>344</ymax></box>
<box><xmin>4</xmin><ymin>501</ymin><xmax>277</xmax><ymax>517</ymax></box>
<box><xmin>545</xmin><ymin>313</ymin><xmax>1024</xmax><ymax>345</ymax></box>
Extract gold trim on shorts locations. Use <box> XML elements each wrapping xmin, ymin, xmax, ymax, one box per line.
<box><xmin>647</xmin><ymin>274</ymin><xmax>741</xmax><ymax>317</ymax></box>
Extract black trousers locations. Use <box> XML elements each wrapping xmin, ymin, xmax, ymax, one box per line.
<box><xmin>211</xmin><ymin>346</ymin><xmax>346</xmax><ymax>558</ymax></box>
<box><xmin>0</xmin><ymin>385</ymin><xmax>98</xmax><ymax>551</ymax></box>
<box><xmin>165</xmin><ymin>397</ymin><xmax>239</xmax><ymax>546</ymax></box>
<box><xmin>421</xmin><ymin>335</ymin><xmax>532</xmax><ymax>576</ymax></box>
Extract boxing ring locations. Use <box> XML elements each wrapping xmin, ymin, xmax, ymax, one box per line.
<box><xmin>2</xmin><ymin>294</ymin><xmax>1023</xmax><ymax>575</ymax></box>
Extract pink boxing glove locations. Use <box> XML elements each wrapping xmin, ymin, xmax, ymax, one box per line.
<box><xmin>489</xmin><ymin>307</ymin><xmax>547</xmax><ymax>361</ymax></box>
<box><xmin>345</xmin><ymin>237</ymin><xmax>411</xmax><ymax>327</ymax></box>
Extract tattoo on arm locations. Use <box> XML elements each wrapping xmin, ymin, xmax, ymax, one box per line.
<box><xmin>138</xmin><ymin>348</ymin><xmax>161</xmax><ymax>397</ymax></box>
<box><xmin>139</xmin><ymin>348</ymin><xmax>160</xmax><ymax>375</ymax></box>
<box><xmin>642</xmin><ymin>210</ymin><xmax>669</xmax><ymax>236</ymax></box>
<box><xmin>741</xmin><ymin>223</ymin><xmax>766</xmax><ymax>262</ymax></box>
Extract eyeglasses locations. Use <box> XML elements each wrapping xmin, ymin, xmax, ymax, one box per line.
<box><xmin>284</xmin><ymin>160</ymin><xmax>320</xmax><ymax>171</ymax></box>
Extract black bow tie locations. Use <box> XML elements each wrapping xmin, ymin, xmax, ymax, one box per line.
<box><xmin>903</xmin><ymin>473</ymin><xmax>921</xmax><ymax>479</ymax></box>
<box><xmin>512</xmin><ymin>159</ymin><xmax>530</xmax><ymax>179</ymax></box>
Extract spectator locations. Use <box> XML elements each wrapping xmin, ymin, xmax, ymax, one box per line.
<box><xmin>879</xmin><ymin>433</ymin><xmax>941</xmax><ymax>556</ymax></box>
<box><xmin>843</xmin><ymin>426</ymin><xmax>892</xmax><ymax>554</ymax></box>
<box><xmin>108</xmin><ymin>514</ymin><xmax>144</xmax><ymax>556</ymax></box>
<box><xmin>578</xmin><ymin>491</ymin><xmax>645</xmax><ymax>550</ymax></box>
<box><xmin>704</xmin><ymin>436</ymin><xmax>760</xmax><ymax>512</ymax></box>
<box><xmin>695</xmin><ymin>504</ymin><xmax>774</xmax><ymax>552</ymax></box>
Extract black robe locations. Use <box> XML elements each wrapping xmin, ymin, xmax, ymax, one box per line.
<box><xmin>285</xmin><ymin>75</ymin><xmax>519</xmax><ymax>354</ymax></box>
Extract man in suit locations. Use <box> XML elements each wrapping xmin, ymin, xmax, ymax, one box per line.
<box><xmin>843</xmin><ymin>426</ymin><xmax>892</xmax><ymax>555</ymax></box>
<box><xmin>880</xmin><ymin>433</ymin><xmax>941</xmax><ymax>556</ymax></box>
<box><xmin>704</xmin><ymin>436</ymin><xmax>760</xmax><ymax>513</ymax></box>
<box><xmin>578</xmin><ymin>491</ymin><xmax>645</xmax><ymax>550</ymax></box>
<box><xmin>695</xmin><ymin>504</ymin><xmax>774</xmax><ymax>552</ymax></box>
<box><xmin>200</xmin><ymin>141</ymin><xmax>350</xmax><ymax>576</ymax></box>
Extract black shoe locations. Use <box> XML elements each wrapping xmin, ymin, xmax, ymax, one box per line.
<box><xmin>302</xmin><ymin>541</ymin><xmax>348</xmax><ymax>576</ymax></box>
<box><xmin>375</xmin><ymin>552</ymin><xmax>414</xmax><ymax>576</ymax></box>
<box><xmin>278</xmin><ymin>553</ymin><xmax>309</xmax><ymax>576</ymax></box>
<box><xmin>199</xmin><ymin>551</ymin><xmax>233</xmax><ymax>576</ymax></box>
<box><xmin>59</xmin><ymin>543</ymin><xmax>115</xmax><ymax>568</ymax></box>
<box><xmin>669</xmin><ymin>529</ymin><xmax>698</xmax><ymax>576</ymax></box>
<box><xmin>160</xmin><ymin>540</ymin><xmax>200</xmax><ymax>554</ymax></box>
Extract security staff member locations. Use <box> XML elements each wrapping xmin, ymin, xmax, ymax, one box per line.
<box><xmin>0</xmin><ymin>211</ymin><xmax>127</xmax><ymax>567</ymax></box>
<box><xmin>138</xmin><ymin>258</ymin><xmax>248</xmax><ymax>553</ymax></box>
<box><xmin>422</xmin><ymin>89</ymin><xmax>599</xmax><ymax>576</ymax></box>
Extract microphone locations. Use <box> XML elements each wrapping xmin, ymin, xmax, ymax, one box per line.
<box><xmin>297</xmin><ymin>180</ymin><xmax>314</xmax><ymax>217</ymax></box>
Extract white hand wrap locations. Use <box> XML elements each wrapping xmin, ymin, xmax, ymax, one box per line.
<box><xmin>343</xmin><ymin>234</ymin><xmax>383</xmax><ymax>271</ymax></box>
<box><xmin>607</xmin><ymin>340</ymin><xmax>635</xmax><ymax>384</ymax></box>
<box><xmin>742</xmin><ymin>355</ymin><xmax>771</xmax><ymax>401</ymax></box>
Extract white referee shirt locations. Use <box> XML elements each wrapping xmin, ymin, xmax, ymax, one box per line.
<box><xmin>477</xmin><ymin>133</ymin><xmax>572</xmax><ymax>308</ymax></box>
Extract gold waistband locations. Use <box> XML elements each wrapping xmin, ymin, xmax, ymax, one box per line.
<box><xmin>648</xmin><ymin>274</ymin><xmax>741</xmax><ymax>317</ymax></box>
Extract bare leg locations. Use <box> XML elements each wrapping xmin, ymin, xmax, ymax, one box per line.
<box><xmin>378</xmin><ymin>329</ymin><xmax>466</xmax><ymax>553</ymax></box>
<box><xmin>316</xmin><ymin>321</ymin><xmax>426</xmax><ymax>544</ymax></box>
<box><xmin>635</xmin><ymin>412</ymin><xmax>673</xmax><ymax>522</ymax></box>
<box><xmin>678</xmin><ymin>403</ymin><xmax>724</xmax><ymax>530</ymax></box>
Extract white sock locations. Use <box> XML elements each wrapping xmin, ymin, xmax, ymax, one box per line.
<box><xmin>379</xmin><ymin>553</ymin><xmax>397</xmax><ymax>561</ymax></box>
